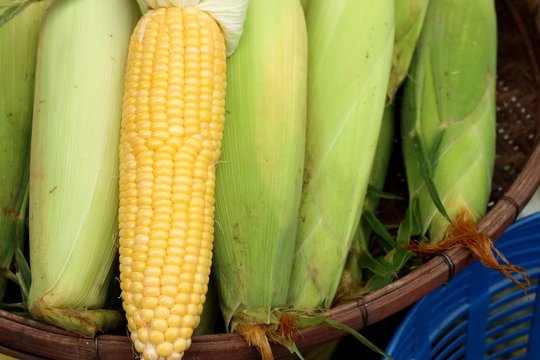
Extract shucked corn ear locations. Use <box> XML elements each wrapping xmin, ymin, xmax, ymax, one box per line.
<box><xmin>399</xmin><ymin>0</ymin><xmax>520</xmax><ymax>281</ymax></box>
<box><xmin>212</xmin><ymin>0</ymin><xmax>307</xmax><ymax>356</ymax></box>
<box><xmin>288</xmin><ymin>0</ymin><xmax>394</xmax><ymax>311</ymax></box>
<box><xmin>0</xmin><ymin>1</ymin><xmax>46</xmax><ymax>303</ymax></box>
<box><xmin>118</xmin><ymin>1</ymin><xmax>247</xmax><ymax>359</ymax></box>
<box><xmin>28</xmin><ymin>0</ymin><xmax>139</xmax><ymax>335</ymax></box>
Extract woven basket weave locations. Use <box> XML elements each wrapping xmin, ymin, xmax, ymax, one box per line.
<box><xmin>1</xmin><ymin>0</ymin><xmax>540</xmax><ymax>358</ymax></box>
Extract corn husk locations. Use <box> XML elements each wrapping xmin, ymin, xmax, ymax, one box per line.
<box><xmin>0</xmin><ymin>1</ymin><xmax>47</xmax><ymax>304</ymax></box>
<box><xmin>398</xmin><ymin>0</ymin><xmax>521</xmax><ymax>283</ymax></box>
<box><xmin>28</xmin><ymin>0</ymin><xmax>140</xmax><ymax>336</ymax></box>
<box><xmin>287</xmin><ymin>0</ymin><xmax>394</xmax><ymax>311</ymax></box>
<box><xmin>337</xmin><ymin>106</ymin><xmax>396</xmax><ymax>300</ymax></box>
<box><xmin>401</xmin><ymin>0</ymin><xmax>496</xmax><ymax>242</ymax></box>
<box><xmin>337</xmin><ymin>0</ymin><xmax>429</xmax><ymax>298</ymax></box>
<box><xmin>212</xmin><ymin>0</ymin><xmax>307</xmax><ymax>357</ymax></box>
<box><xmin>387</xmin><ymin>0</ymin><xmax>430</xmax><ymax>102</ymax></box>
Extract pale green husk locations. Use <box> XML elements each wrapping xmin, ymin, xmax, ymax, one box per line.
<box><xmin>400</xmin><ymin>0</ymin><xmax>497</xmax><ymax>244</ymax></box>
<box><xmin>341</xmin><ymin>106</ymin><xmax>395</xmax><ymax>290</ymax></box>
<box><xmin>339</xmin><ymin>0</ymin><xmax>429</xmax><ymax>297</ymax></box>
<box><xmin>288</xmin><ymin>0</ymin><xmax>394</xmax><ymax>311</ymax></box>
<box><xmin>213</xmin><ymin>0</ymin><xmax>307</xmax><ymax>330</ymax></box>
<box><xmin>28</xmin><ymin>0</ymin><xmax>140</xmax><ymax>336</ymax></box>
<box><xmin>0</xmin><ymin>1</ymin><xmax>47</xmax><ymax>303</ymax></box>
<box><xmin>387</xmin><ymin>0</ymin><xmax>430</xmax><ymax>102</ymax></box>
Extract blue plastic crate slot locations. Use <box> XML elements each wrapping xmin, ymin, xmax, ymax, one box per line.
<box><xmin>386</xmin><ymin>212</ymin><xmax>540</xmax><ymax>360</ymax></box>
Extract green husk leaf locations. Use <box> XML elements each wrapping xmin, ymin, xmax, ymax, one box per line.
<box><xmin>30</xmin><ymin>298</ymin><xmax>122</xmax><ymax>337</ymax></box>
<box><xmin>357</xmin><ymin>252</ymin><xmax>396</xmax><ymax>279</ymax></box>
<box><xmin>366</xmin><ymin>185</ymin><xmax>403</xmax><ymax>201</ymax></box>
<box><xmin>410</xmin><ymin>134</ymin><xmax>451</xmax><ymax>224</ymax></box>
<box><xmin>0</xmin><ymin>0</ymin><xmax>45</xmax><ymax>25</ymax></box>
<box><xmin>286</xmin><ymin>343</ymin><xmax>305</xmax><ymax>360</ymax></box>
<box><xmin>15</xmin><ymin>249</ymin><xmax>31</xmax><ymax>303</ymax></box>
<box><xmin>288</xmin><ymin>0</ymin><xmax>394</xmax><ymax>311</ymax></box>
<box><xmin>363</xmin><ymin>210</ymin><xmax>395</xmax><ymax>253</ymax></box>
<box><xmin>0</xmin><ymin>0</ymin><xmax>41</xmax><ymax>5</ymax></box>
<box><xmin>366</xmin><ymin>248</ymin><xmax>414</xmax><ymax>291</ymax></box>
<box><xmin>0</xmin><ymin>3</ymin><xmax>27</xmax><ymax>25</ymax></box>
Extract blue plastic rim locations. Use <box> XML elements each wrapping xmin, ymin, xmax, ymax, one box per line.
<box><xmin>385</xmin><ymin>212</ymin><xmax>540</xmax><ymax>360</ymax></box>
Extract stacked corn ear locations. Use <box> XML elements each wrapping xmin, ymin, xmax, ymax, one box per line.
<box><xmin>308</xmin><ymin>108</ymin><xmax>395</xmax><ymax>360</ymax></box>
<box><xmin>117</xmin><ymin>1</ymin><xmax>248</xmax><ymax>358</ymax></box>
<box><xmin>399</xmin><ymin>0</ymin><xmax>521</xmax><ymax>282</ymax></box>
<box><xmin>213</xmin><ymin>0</ymin><xmax>307</xmax><ymax>357</ymax></box>
<box><xmin>287</xmin><ymin>0</ymin><xmax>394</xmax><ymax>312</ymax></box>
<box><xmin>28</xmin><ymin>0</ymin><xmax>140</xmax><ymax>336</ymax></box>
<box><xmin>338</xmin><ymin>0</ymin><xmax>430</xmax><ymax>297</ymax></box>
<box><xmin>337</xmin><ymin>107</ymin><xmax>395</xmax><ymax>301</ymax></box>
<box><xmin>387</xmin><ymin>0</ymin><xmax>430</xmax><ymax>102</ymax></box>
<box><xmin>0</xmin><ymin>1</ymin><xmax>47</xmax><ymax>304</ymax></box>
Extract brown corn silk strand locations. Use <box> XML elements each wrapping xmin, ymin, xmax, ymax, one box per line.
<box><xmin>237</xmin><ymin>323</ymin><xmax>274</xmax><ymax>360</ymax></box>
<box><xmin>407</xmin><ymin>210</ymin><xmax>530</xmax><ymax>288</ymax></box>
<box><xmin>236</xmin><ymin>312</ymin><xmax>302</xmax><ymax>360</ymax></box>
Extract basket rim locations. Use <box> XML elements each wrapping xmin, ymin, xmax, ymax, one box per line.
<box><xmin>2</xmin><ymin>0</ymin><xmax>540</xmax><ymax>359</ymax></box>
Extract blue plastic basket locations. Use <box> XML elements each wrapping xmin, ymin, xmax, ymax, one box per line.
<box><xmin>385</xmin><ymin>212</ymin><xmax>540</xmax><ymax>360</ymax></box>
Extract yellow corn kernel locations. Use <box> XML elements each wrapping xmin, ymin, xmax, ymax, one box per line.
<box><xmin>119</xmin><ymin>5</ymin><xmax>226</xmax><ymax>360</ymax></box>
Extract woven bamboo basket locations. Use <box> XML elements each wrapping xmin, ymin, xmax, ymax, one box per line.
<box><xmin>1</xmin><ymin>0</ymin><xmax>540</xmax><ymax>358</ymax></box>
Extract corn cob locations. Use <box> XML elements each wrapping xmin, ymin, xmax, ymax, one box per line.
<box><xmin>387</xmin><ymin>0</ymin><xmax>430</xmax><ymax>102</ymax></box>
<box><xmin>400</xmin><ymin>0</ymin><xmax>521</xmax><ymax>281</ymax></box>
<box><xmin>212</xmin><ymin>0</ymin><xmax>307</xmax><ymax>357</ymax></box>
<box><xmin>0</xmin><ymin>1</ymin><xmax>46</xmax><ymax>303</ymax></box>
<box><xmin>28</xmin><ymin>0</ymin><xmax>139</xmax><ymax>335</ymax></box>
<box><xmin>118</xmin><ymin>1</ymin><xmax>247</xmax><ymax>359</ymax></box>
<box><xmin>288</xmin><ymin>0</ymin><xmax>394</xmax><ymax>311</ymax></box>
